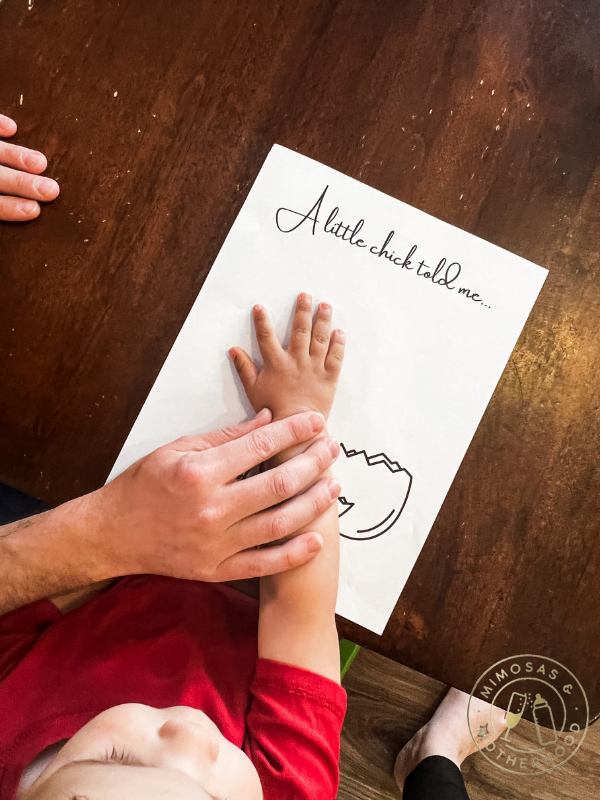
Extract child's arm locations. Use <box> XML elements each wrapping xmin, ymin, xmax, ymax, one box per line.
<box><xmin>230</xmin><ymin>292</ymin><xmax>345</xmax><ymax>683</ymax></box>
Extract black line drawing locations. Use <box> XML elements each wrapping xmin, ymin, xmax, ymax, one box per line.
<box><xmin>337</xmin><ymin>443</ymin><xmax>413</xmax><ymax>541</ymax></box>
<box><xmin>338</xmin><ymin>496</ymin><xmax>355</xmax><ymax>517</ymax></box>
<box><xmin>356</xmin><ymin>507</ymin><xmax>397</xmax><ymax>534</ymax></box>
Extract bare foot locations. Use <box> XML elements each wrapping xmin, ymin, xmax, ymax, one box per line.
<box><xmin>394</xmin><ymin>688</ymin><xmax>507</xmax><ymax>795</ymax></box>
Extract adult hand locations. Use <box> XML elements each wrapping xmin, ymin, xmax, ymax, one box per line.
<box><xmin>98</xmin><ymin>409</ymin><xmax>341</xmax><ymax>582</ymax></box>
<box><xmin>0</xmin><ymin>114</ymin><xmax>60</xmax><ymax>221</ymax></box>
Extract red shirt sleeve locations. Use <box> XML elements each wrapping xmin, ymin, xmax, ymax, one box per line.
<box><xmin>245</xmin><ymin>659</ymin><xmax>347</xmax><ymax>800</ymax></box>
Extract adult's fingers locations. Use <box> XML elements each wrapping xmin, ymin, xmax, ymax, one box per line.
<box><xmin>209</xmin><ymin>411</ymin><xmax>326</xmax><ymax>483</ymax></box>
<box><xmin>0</xmin><ymin>120</ymin><xmax>55</xmax><ymax>222</ymax></box>
<box><xmin>309</xmin><ymin>302</ymin><xmax>332</xmax><ymax>358</ymax></box>
<box><xmin>325</xmin><ymin>329</ymin><xmax>346</xmax><ymax>376</ymax></box>
<box><xmin>288</xmin><ymin>292</ymin><xmax>313</xmax><ymax>356</ymax></box>
<box><xmin>226</xmin><ymin>435</ymin><xmax>340</xmax><ymax>518</ymax></box>
<box><xmin>0</xmin><ymin>163</ymin><xmax>59</xmax><ymax>203</ymax></box>
<box><xmin>0</xmin><ymin>195</ymin><xmax>40</xmax><ymax>222</ymax></box>
<box><xmin>232</xmin><ymin>476</ymin><xmax>341</xmax><ymax>549</ymax></box>
<box><xmin>229</xmin><ymin>347</ymin><xmax>258</xmax><ymax>394</ymax></box>
<box><xmin>0</xmin><ymin>141</ymin><xmax>47</xmax><ymax>173</ymax></box>
<box><xmin>217</xmin><ymin>531</ymin><xmax>323</xmax><ymax>581</ymax></box>
<box><xmin>253</xmin><ymin>304</ymin><xmax>283</xmax><ymax>364</ymax></box>
<box><xmin>0</xmin><ymin>115</ymin><xmax>17</xmax><ymax>137</ymax></box>
<box><xmin>170</xmin><ymin>408</ymin><xmax>271</xmax><ymax>453</ymax></box>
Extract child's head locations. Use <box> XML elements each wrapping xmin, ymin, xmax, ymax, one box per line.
<box><xmin>25</xmin><ymin>704</ymin><xmax>263</xmax><ymax>800</ymax></box>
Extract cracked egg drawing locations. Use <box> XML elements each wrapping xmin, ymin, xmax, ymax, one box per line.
<box><xmin>336</xmin><ymin>443</ymin><xmax>413</xmax><ymax>540</ymax></box>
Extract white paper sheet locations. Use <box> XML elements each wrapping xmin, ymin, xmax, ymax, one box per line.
<box><xmin>107</xmin><ymin>144</ymin><xmax>548</xmax><ymax>634</ymax></box>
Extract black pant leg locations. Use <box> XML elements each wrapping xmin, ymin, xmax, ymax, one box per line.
<box><xmin>404</xmin><ymin>755</ymin><xmax>470</xmax><ymax>800</ymax></box>
<box><xmin>0</xmin><ymin>483</ymin><xmax>48</xmax><ymax>525</ymax></box>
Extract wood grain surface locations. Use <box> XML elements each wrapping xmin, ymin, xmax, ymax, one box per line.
<box><xmin>1</xmin><ymin>0</ymin><xmax>598</xmax><ymax>717</ymax></box>
<box><xmin>339</xmin><ymin>649</ymin><xmax>600</xmax><ymax>800</ymax></box>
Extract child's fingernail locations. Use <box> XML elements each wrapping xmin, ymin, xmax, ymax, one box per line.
<box><xmin>255</xmin><ymin>408</ymin><xmax>270</xmax><ymax>420</ymax></box>
<box><xmin>254</xmin><ymin>304</ymin><xmax>263</xmax><ymax>313</ymax></box>
<box><xmin>299</xmin><ymin>292</ymin><xmax>311</xmax><ymax>304</ymax></box>
<box><xmin>228</xmin><ymin>348</ymin><xmax>236</xmax><ymax>359</ymax></box>
<box><xmin>308</xmin><ymin>535</ymin><xmax>323</xmax><ymax>553</ymax></box>
<box><xmin>328</xmin><ymin>478</ymin><xmax>341</xmax><ymax>498</ymax></box>
<box><xmin>336</xmin><ymin>329</ymin><xmax>346</xmax><ymax>341</ymax></box>
<box><xmin>320</xmin><ymin>302</ymin><xmax>332</xmax><ymax>314</ymax></box>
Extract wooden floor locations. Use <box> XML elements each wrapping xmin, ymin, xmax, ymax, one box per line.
<box><xmin>339</xmin><ymin>649</ymin><xmax>600</xmax><ymax>800</ymax></box>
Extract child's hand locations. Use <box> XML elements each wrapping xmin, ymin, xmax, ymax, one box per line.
<box><xmin>230</xmin><ymin>292</ymin><xmax>345</xmax><ymax>422</ymax></box>
<box><xmin>236</xmin><ymin>296</ymin><xmax>344</xmax><ymax>681</ymax></box>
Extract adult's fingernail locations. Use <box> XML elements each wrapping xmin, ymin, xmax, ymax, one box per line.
<box><xmin>0</xmin><ymin>114</ymin><xmax>16</xmax><ymax>132</ymax></box>
<box><xmin>33</xmin><ymin>177</ymin><xmax>58</xmax><ymax>198</ymax></box>
<box><xmin>18</xmin><ymin>199</ymin><xmax>39</xmax><ymax>215</ymax></box>
<box><xmin>22</xmin><ymin>150</ymin><xmax>46</xmax><ymax>170</ymax></box>
<box><xmin>308</xmin><ymin>535</ymin><xmax>323</xmax><ymax>553</ymax></box>
<box><xmin>309</xmin><ymin>412</ymin><xmax>325</xmax><ymax>433</ymax></box>
<box><xmin>326</xmin><ymin>437</ymin><xmax>340</xmax><ymax>458</ymax></box>
<box><xmin>328</xmin><ymin>478</ymin><xmax>341</xmax><ymax>498</ymax></box>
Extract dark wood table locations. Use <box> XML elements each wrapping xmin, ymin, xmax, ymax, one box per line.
<box><xmin>1</xmin><ymin>0</ymin><xmax>598</xmax><ymax>722</ymax></box>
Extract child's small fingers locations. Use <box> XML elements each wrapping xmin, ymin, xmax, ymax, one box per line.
<box><xmin>288</xmin><ymin>292</ymin><xmax>313</xmax><ymax>357</ymax></box>
<box><xmin>253</xmin><ymin>304</ymin><xmax>283</xmax><ymax>364</ymax></box>
<box><xmin>325</xmin><ymin>329</ymin><xmax>346</xmax><ymax>376</ymax></box>
<box><xmin>309</xmin><ymin>302</ymin><xmax>332</xmax><ymax>359</ymax></box>
<box><xmin>229</xmin><ymin>347</ymin><xmax>258</xmax><ymax>392</ymax></box>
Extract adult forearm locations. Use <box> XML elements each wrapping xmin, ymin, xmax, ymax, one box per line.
<box><xmin>0</xmin><ymin>491</ymin><xmax>115</xmax><ymax>615</ymax></box>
